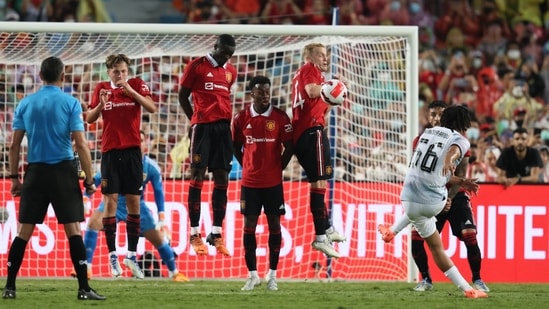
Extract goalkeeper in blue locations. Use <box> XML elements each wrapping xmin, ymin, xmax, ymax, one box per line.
<box><xmin>73</xmin><ymin>132</ymin><xmax>189</xmax><ymax>282</ymax></box>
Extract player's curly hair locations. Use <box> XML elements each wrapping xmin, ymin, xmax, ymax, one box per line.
<box><xmin>440</xmin><ymin>105</ymin><xmax>471</xmax><ymax>132</ymax></box>
<box><xmin>248</xmin><ymin>75</ymin><xmax>270</xmax><ymax>91</ymax></box>
<box><xmin>105</xmin><ymin>53</ymin><xmax>131</xmax><ymax>69</ymax></box>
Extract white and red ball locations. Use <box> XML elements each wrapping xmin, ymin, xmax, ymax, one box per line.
<box><xmin>320</xmin><ymin>79</ymin><xmax>347</xmax><ymax>106</ymax></box>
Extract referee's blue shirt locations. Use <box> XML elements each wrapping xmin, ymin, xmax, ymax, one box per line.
<box><xmin>12</xmin><ymin>85</ymin><xmax>84</xmax><ymax>164</ymax></box>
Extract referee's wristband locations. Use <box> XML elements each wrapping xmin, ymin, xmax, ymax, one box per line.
<box><xmin>9</xmin><ymin>174</ymin><xmax>19</xmax><ymax>179</ymax></box>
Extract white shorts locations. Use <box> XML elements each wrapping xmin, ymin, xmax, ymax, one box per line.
<box><xmin>402</xmin><ymin>200</ymin><xmax>446</xmax><ymax>238</ymax></box>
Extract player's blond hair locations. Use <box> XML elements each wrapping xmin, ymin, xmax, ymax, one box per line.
<box><xmin>302</xmin><ymin>43</ymin><xmax>326</xmax><ymax>63</ymax></box>
<box><xmin>105</xmin><ymin>53</ymin><xmax>131</xmax><ymax>69</ymax></box>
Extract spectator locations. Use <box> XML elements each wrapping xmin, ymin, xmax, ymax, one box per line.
<box><xmin>517</xmin><ymin>59</ymin><xmax>545</xmax><ymax>100</ymax></box>
<box><xmin>407</xmin><ymin>0</ymin><xmax>435</xmax><ymax>29</ymax></box>
<box><xmin>260</xmin><ymin>0</ymin><xmax>303</xmax><ymax>25</ymax></box>
<box><xmin>496</xmin><ymin>127</ymin><xmax>543</xmax><ymax>188</ymax></box>
<box><xmin>476</xmin><ymin>19</ymin><xmax>508</xmax><ymax>66</ymax></box>
<box><xmin>537</xmin><ymin>145</ymin><xmax>549</xmax><ymax>183</ymax></box>
<box><xmin>434</xmin><ymin>0</ymin><xmax>479</xmax><ymax>48</ymax></box>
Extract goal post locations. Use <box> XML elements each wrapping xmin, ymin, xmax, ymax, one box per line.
<box><xmin>0</xmin><ymin>22</ymin><xmax>418</xmax><ymax>282</ymax></box>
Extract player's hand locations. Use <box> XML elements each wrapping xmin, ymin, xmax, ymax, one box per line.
<box><xmin>155</xmin><ymin>212</ymin><xmax>166</xmax><ymax>231</ymax></box>
<box><xmin>461</xmin><ymin>178</ymin><xmax>479</xmax><ymax>195</ymax></box>
<box><xmin>99</xmin><ymin>89</ymin><xmax>110</xmax><ymax>105</ymax></box>
<box><xmin>83</xmin><ymin>180</ymin><xmax>96</xmax><ymax>196</ymax></box>
<box><xmin>10</xmin><ymin>181</ymin><xmax>22</xmax><ymax>197</ymax></box>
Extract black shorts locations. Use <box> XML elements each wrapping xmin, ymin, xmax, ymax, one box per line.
<box><xmin>294</xmin><ymin>126</ymin><xmax>333</xmax><ymax>182</ymax></box>
<box><xmin>101</xmin><ymin>147</ymin><xmax>143</xmax><ymax>195</ymax></box>
<box><xmin>19</xmin><ymin>160</ymin><xmax>84</xmax><ymax>224</ymax></box>
<box><xmin>240</xmin><ymin>184</ymin><xmax>285</xmax><ymax>217</ymax></box>
<box><xmin>190</xmin><ymin>121</ymin><xmax>233</xmax><ymax>172</ymax></box>
<box><xmin>436</xmin><ymin>192</ymin><xmax>477</xmax><ymax>238</ymax></box>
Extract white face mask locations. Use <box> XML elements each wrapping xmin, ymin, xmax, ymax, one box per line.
<box><xmin>161</xmin><ymin>63</ymin><xmax>172</xmax><ymax>74</ymax></box>
<box><xmin>421</xmin><ymin>60</ymin><xmax>435</xmax><ymax>71</ymax></box>
<box><xmin>507</xmin><ymin>50</ymin><xmax>521</xmax><ymax>59</ymax></box>
<box><xmin>472</xmin><ymin>58</ymin><xmax>483</xmax><ymax>68</ymax></box>
<box><xmin>73</xmin><ymin>65</ymin><xmax>84</xmax><ymax>75</ymax></box>
<box><xmin>512</xmin><ymin>86</ymin><xmax>524</xmax><ymax>97</ymax></box>
<box><xmin>378</xmin><ymin>73</ymin><xmax>390</xmax><ymax>81</ymax></box>
<box><xmin>22</xmin><ymin>76</ymin><xmax>33</xmax><ymax>88</ymax></box>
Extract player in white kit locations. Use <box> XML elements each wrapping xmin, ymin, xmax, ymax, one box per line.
<box><xmin>378</xmin><ymin>105</ymin><xmax>487</xmax><ymax>299</ymax></box>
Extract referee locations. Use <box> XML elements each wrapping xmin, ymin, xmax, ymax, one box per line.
<box><xmin>3</xmin><ymin>57</ymin><xmax>105</xmax><ymax>301</ymax></box>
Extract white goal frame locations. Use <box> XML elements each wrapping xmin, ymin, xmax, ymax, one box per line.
<box><xmin>0</xmin><ymin>22</ymin><xmax>419</xmax><ymax>282</ymax></box>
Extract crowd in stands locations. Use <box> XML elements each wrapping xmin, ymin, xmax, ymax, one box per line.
<box><xmin>2</xmin><ymin>0</ymin><xmax>549</xmax><ymax>185</ymax></box>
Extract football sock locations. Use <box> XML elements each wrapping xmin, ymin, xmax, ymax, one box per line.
<box><xmin>268</xmin><ymin>230</ymin><xmax>282</xmax><ymax>271</ymax></box>
<box><xmin>243</xmin><ymin>226</ymin><xmax>257</xmax><ymax>271</ymax></box>
<box><xmin>156</xmin><ymin>242</ymin><xmax>176</xmax><ymax>272</ymax></box>
<box><xmin>188</xmin><ymin>180</ymin><xmax>203</xmax><ymax>227</ymax></box>
<box><xmin>102</xmin><ymin>216</ymin><xmax>117</xmax><ymax>252</ymax></box>
<box><xmin>390</xmin><ymin>214</ymin><xmax>410</xmax><ymax>235</ymax></box>
<box><xmin>212</xmin><ymin>184</ymin><xmax>228</xmax><ymax>227</ymax></box>
<box><xmin>212</xmin><ymin>226</ymin><xmax>222</xmax><ymax>234</ymax></box>
<box><xmin>5</xmin><ymin>236</ymin><xmax>27</xmax><ymax>290</ymax></box>
<box><xmin>126</xmin><ymin>214</ymin><xmax>140</xmax><ymax>252</ymax></box>
<box><xmin>462</xmin><ymin>231</ymin><xmax>482</xmax><ymax>281</ymax></box>
<box><xmin>311</xmin><ymin>188</ymin><xmax>328</xmax><ymax>236</ymax></box>
<box><xmin>84</xmin><ymin>229</ymin><xmax>99</xmax><ymax>264</ymax></box>
<box><xmin>411</xmin><ymin>231</ymin><xmax>431</xmax><ymax>282</ymax></box>
<box><xmin>444</xmin><ymin>266</ymin><xmax>472</xmax><ymax>291</ymax></box>
<box><xmin>69</xmin><ymin>235</ymin><xmax>90</xmax><ymax>291</ymax></box>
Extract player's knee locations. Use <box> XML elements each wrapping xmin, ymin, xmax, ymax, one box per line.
<box><xmin>461</xmin><ymin>230</ymin><xmax>478</xmax><ymax>246</ymax></box>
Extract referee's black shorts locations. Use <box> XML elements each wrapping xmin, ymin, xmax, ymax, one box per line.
<box><xmin>19</xmin><ymin>160</ymin><xmax>85</xmax><ymax>224</ymax></box>
<box><xmin>101</xmin><ymin>147</ymin><xmax>143</xmax><ymax>195</ymax></box>
<box><xmin>294</xmin><ymin>126</ymin><xmax>333</xmax><ymax>183</ymax></box>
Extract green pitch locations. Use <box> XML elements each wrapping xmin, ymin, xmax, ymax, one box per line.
<box><xmin>3</xmin><ymin>279</ymin><xmax>548</xmax><ymax>309</ymax></box>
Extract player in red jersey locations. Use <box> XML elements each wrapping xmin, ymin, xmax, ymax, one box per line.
<box><xmin>178</xmin><ymin>34</ymin><xmax>237</xmax><ymax>256</ymax></box>
<box><xmin>233</xmin><ymin>75</ymin><xmax>294</xmax><ymax>291</ymax></box>
<box><xmin>407</xmin><ymin>101</ymin><xmax>489</xmax><ymax>293</ymax></box>
<box><xmin>290</xmin><ymin>43</ymin><xmax>346</xmax><ymax>258</ymax></box>
<box><xmin>86</xmin><ymin>54</ymin><xmax>156</xmax><ymax>279</ymax></box>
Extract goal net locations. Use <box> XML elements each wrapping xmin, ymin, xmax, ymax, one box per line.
<box><xmin>0</xmin><ymin>23</ymin><xmax>418</xmax><ymax>281</ymax></box>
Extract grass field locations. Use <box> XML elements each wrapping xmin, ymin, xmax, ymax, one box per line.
<box><xmin>2</xmin><ymin>279</ymin><xmax>548</xmax><ymax>309</ymax></box>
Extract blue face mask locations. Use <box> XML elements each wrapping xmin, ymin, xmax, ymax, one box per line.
<box><xmin>390</xmin><ymin>1</ymin><xmax>401</xmax><ymax>11</ymax></box>
<box><xmin>410</xmin><ymin>3</ymin><xmax>421</xmax><ymax>14</ymax></box>
<box><xmin>466</xmin><ymin>127</ymin><xmax>480</xmax><ymax>140</ymax></box>
<box><xmin>541</xmin><ymin>130</ymin><xmax>549</xmax><ymax>141</ymax></box>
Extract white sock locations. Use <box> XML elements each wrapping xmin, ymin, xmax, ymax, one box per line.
<box><xmin>267</xmin><ymin>269</ymin><xmax>276</xmax><ymax>279</ymax></box>
<box><xmin>191</xmin><ymin>226</ymin><xmax>200</xmax><ymax>235</ymax></box>
<box><xmin>109</xmin><ymin>251</ymin><xmax>117</xmax><ymax>257</ymax></box>
<box><xmin>169</xmin><ymin>269</ymin><xmax>179</xmax><ymax>277</ymax></box>
<box><xmin>390</xmin><ymin>215</ymin><xmax>410</xmax><ymax>234</ymax></box>
<box><xmin>127</xmin><ymin>251</ymin><xmax>137</xmax><ymax>258</ymax></box>
<box><xmin>325</xmin><ymin>226</ymin><xmax>334</xmax><ymax>234</ymax></box>
<box><xmin>212</xmin><ymin>226</ymin><xmax>222</xmax><ymax>235</ymax></box>
<box><xmin>444</xmin><ymin>266</ymin><xmax>472</xmax><ymax>291</ymax></box>
<box><xmin>250</xmin><ymin>270</ymin><xmax>259</xmax><ymax>278</ymax></box>
<box><xmin>315</xmin><ymin>235</ymin><xmax>327</xmax><ymax>242</ymax></box>
<box><xmin>87</xmin><ymin>263</ymin><xmax>92</xmax><ymax>271</ymax></box>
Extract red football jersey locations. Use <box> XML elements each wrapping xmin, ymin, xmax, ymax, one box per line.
<box><xmin>180</xmin><ymin>54</ymin><xmax>237</xmax><ymax>124</ymax></box>
<box><xmin>290</xmin><ymin>62</ymin><xmax>328</xmax><ymax>143</ymax></box>
<box><xmin>232</xmin><ymin>105</ymin><xmax>293</xmax><ymax>188</ymax></box>
<box><xmin>89</xmin><ymin>78</ymin><xmax>151</xmax><ymax>152</ymax></box>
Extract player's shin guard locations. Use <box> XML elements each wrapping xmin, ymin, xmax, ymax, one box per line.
<box><xmin>68</xmin><ymin>235</ymin><xmax>90</xmax><ymax>291</ymax></box>
<box><xmin>268</xmin><ymin>230</ymin><xmax>282</xmax><ymax>271</ymax></box>
<box><xmin>126</xmin><ymin>214</ymin><xmax>140</xmax><ymax>252</ymax></box>
<box><xmin>212</xmin><ymin>184</ymin><xmax>228</xmax><ymax>227</ymax></box>
<box><xmin>243</xmin><ymin>227</ymin><xmax>257</xmax><ymax>271</ymax></box>
<box><xmin>102</xmin><ymin>216</ymin><xmax>117</xmax><ymax>252</ymax></box>
<box><xmin>84</xmin><ymin>229</ymin><xmax>99</xmax><ymax>264</ymax></box>
<box><xmin>156</xmin><ymin>242</ymin><xmax>176</xmax><ymax>272</ymax></box>
<box><xmin>188</xmin><ymin>180</ymin><xmax>203</xmax><ymax>228</ymax></box>
<box><xmin>462</xmin><ymin>231</ymin><xmax>482</xmax><ymax>281</ymax></box>
<box><xmin>411</xmin><ymin>230</ymin><xmax>431</xmax><ymax>281</ymax></box>
<box><xmin>310</xmin><ymin>188</ymin><xmax>328</xmax><ymax>235</ymax></box>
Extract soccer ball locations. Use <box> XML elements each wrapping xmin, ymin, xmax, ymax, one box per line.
<box><xmin>0</xmin><ymin>207</ymin><xmax>9</xmax><ymax>224</ymax></box>
<box><xmin>320</xmin><ymin>79</ymin><xmax>347</xmax><ymax>106</ymax></box>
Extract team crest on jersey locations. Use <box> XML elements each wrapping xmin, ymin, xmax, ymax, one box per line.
<box><xmin>225</xmin><ymin>72</ymin><xmax>232</xmax><ymax>82</ymax></box>
<box><xmin>101</xmin><ymin>179</ymin><xmax>108</xmax><ymax>188</ymax></box>
<box><xmin>193</xmin><ymin>154</ymin><xmax>201</xmax><ymax>164</ymax></box>
<box><xmin>266</xmin><ymin>120</ymin><xmax>275</xmax><ymax>131</ymax></box>
<box><xmin>325</xmin><ymin>165</ymin><xmax>333</xmax><ymax>176</ymax></box>
<box><xmin>240</xmin><ymin>200</ymin><xmax>246</xmax><ymax>212</ymax></box>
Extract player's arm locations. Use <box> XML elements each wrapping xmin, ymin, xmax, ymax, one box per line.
<box><xmin>233</xmin><ymin>140</ymin><xmax>244</xmax><ymax>166</ymax></box>
<box><xmin>447</xmin><ymin>156</ymin><xmax>478</xmax><ymax>198</ymax></box>
<box><xmin>150</xmin><ymin>164</ymin><xmax>166</xmax><ymax>215</ymax></box>
<box><xmin>86</xmin><ymin>86</ymin><xmax>104</xmax><ymax>124</ymax></box>
<box><xmin>281</xmin><ymin>140</ymin><xmax>294</xmax><ymax>170</ymax></box>
<box><xmin>443</xmin><ymin>145</ymin><xmax>462</xmax><ymax>180</ymax></box>
<box><xmin>521</xmin><ymin>166</ymin><xmax>540</xmax><ymax>183</ymax></box>
<box><xmin>304</xmin><ymin>83</ymin><xmax>322</xmax><ymax>99</ymax></box>
<box><xmin>232</xmin><ymin>114</ymin><xmax>244</xmax><ymax>166</ymax></box>
<box><xmin>8</xmin><ymin>130</ymin><xmax>24</xmax><ymax>196</ymax></box>
<box><xmin>118</xmin><ymin>79</ymin><xmax>156</xmax><ymax>113</ymax></box>
<box><xmin>178</xmin><ymin>87</ymin><xmax>193</xmax><ymax>121</ymax></box>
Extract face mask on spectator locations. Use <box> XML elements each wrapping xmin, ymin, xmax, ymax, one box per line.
<box><xmin>466</xmin><ymin>127</ymin><xmax>480</xmax><ymax>140</ymax></box>
<box><xmin>22</xmin><ymin>76</ymin><xmax>33</xmax><ymax>88</ymax></box>
<box><xmin>410</xmin><ymin>3</ymin><xmax>421</xmax><ymax>14</ymax></box>
<box><xmin>512</xmin><ymin>86</ymin><xmax>523</xmax><ymax>97</ymax></box>
<box><xmin>378</xmin><ymin>72</ymin><xmax>390</xmax><ymax>81</ymax></box>
<box><xmin>390</xmin><ymin>1</ymin><xmax>401</xmax><ymax>11</ymax></box>
<box><xmin>473</xmin><ymin>170</ymin><xmax>486</xmax><ymax>182</ymax></box>
<box><xmin>73</xmin><ymin>65</ymin><xmax>84</xmax><ymax>75</ymax></box>
<box><xmin>421</xmin><ymin>59</ymin><xmax>435</xmax><ymax>71</ymax></box>
<box><xmin>541</xmin><ymin>130</ymin><xmax>549</xmax><ymax>141</ymax></box>
<box><xmin>472</xmin><ymin>58</ymin><xmax>483</xmax><ymax>69</ymax></box>
<box><xmin>162</xmin><ymin>83</ymin><xmax>173</xmax><ymax>92</ymax></box>
<box><xmin>141</xmin><ymin>72</ymin><xmax>151</xmax><ymax>82</ymax></box>
<box><xmin>161</xmin><ymin>63</ymin><xmax>172</xmax><ymax>74</ymax></box>
<box><xmin>391</xmin><ymin>118</ymin><xmax>404</xmax><ymax>130</ymax></box>
<box><xmin>507</xmin><ymin>50</ymin><xmax>521</xmax><ymax>60</ymax></box>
